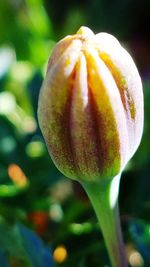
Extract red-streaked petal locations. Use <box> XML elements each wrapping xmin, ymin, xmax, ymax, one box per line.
<box><xmin>70</xmin><ymin>52</ymin><xmax>101</xmax><ymax>181</ymax></box>
<box><xmin>38</xmin><ymin>40</ymin><xmax>82</xmax><ymax>179</ymax></box>
<box><xmin>85</xmin><ymin>48</ymin><xmax>129</xmax><ymax>176</ymax></box>
<box><xmin>95</xmin><ymin>33</ymin><xmax>143</xmax><ymax>158</ymax></box>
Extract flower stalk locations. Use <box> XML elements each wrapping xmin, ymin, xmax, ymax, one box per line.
<box><xmin>82</xmin><ymin>174</ymin><xmax>128</xmax><ymax>267</ymax></box>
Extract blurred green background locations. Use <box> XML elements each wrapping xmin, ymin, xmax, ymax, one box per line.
<box><xmin>0</xmin><ymin>0</ymin><xmax>150</xmax><ymax>266</ymax></box>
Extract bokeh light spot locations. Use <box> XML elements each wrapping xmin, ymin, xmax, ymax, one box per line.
<box><xmin>53</xmin><ymin>245</ymin><xmax>68</xmax><ymax>263</ymax></box>
<box><xmin>49</xmin><ymin>203</ymin><xmax>63</xmax><ymax>222</ymax></box>
<box><xmin>8</xmin><ymin>164</ymin><xmax>28</xmax><ymax>188</ymax></box>
<box><xmin>129</xmin><ymin>251</ymin><xmax>144</xmax><ymax>267</ymax></box>
<box><xmin>0</xmin><ymin>136</ymin><xmax>16</xmax><ymax>154</ymax></box>
<box><xmin>26</xmin><ymin>141</ymin><xmax>45</xmax><ymax>158</ymax></box>
<box><xmin>0</xmin><ymin>92</ymin><xmax>16</xmax><ymax>115</ymax></box>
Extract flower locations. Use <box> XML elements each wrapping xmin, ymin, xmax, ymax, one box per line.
<box><xmin>38</xmin><ymin>26</ymin><xmax>143</xmax><ymax>182</ymax></box>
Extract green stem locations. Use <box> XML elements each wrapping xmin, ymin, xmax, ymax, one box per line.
<box><xmin>81</xmin><ymin>174</ymin><xmax>128</xmax><ymax>267</ymax></box>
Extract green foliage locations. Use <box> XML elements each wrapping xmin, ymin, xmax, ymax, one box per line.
<box><xmin>0</xmin><ymin>217</ymin><xmax>55</xmax><ymax>267</ymax></box>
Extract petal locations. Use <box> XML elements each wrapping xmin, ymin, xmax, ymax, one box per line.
<box><xmin>84</xmin><ymin>48</ymin><xmax>129</xmax><ymax>176</ymax></box>
<box><xmin>70</xmin><ymin>52</ymin><xmax>101</xmax><ymax>181</ymax></box>
<box><xmin>38</xmin><ymin>39</ymin><xmax>82</xmax><ymax>179</ymax></box>
<box><xmin>95</xmin><ymin>33</ymin><xmax>143</xmax><ymax>158</ymax></box>
<box><xmin>47</xmin><ymin>35</ymin><xmax>74</xmax><ymax>71</ymax></box>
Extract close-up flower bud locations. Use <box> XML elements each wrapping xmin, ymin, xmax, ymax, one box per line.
<box><xmin>38</xmin><ymin>26</ymin><xmax>144</xmax><ymax>267</ymax></box>
<box><xmin>0</xmin><ymin>2</ymin><xmax>148</xmax><ymax>267</ymax></box>
<box><xmin>38</xmin><ymin>26</ymin><xmax>143</xmax><ymax>182</ymax></box>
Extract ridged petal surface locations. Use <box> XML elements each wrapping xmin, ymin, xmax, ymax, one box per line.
<box><xmin>38</xmin><ymin>27</ymin><xmax>143</xmax><ymax>182</ymax></box>
<box><xmin>38</xmin><ymin>39</ymin><xmax>82</xmax><ymax>178</ymax></box>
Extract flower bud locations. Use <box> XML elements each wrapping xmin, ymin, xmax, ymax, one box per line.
<box><xmin>38</xmin><ymin>26</ymin><xmax>143</xmax><ymax>182</ymax></box>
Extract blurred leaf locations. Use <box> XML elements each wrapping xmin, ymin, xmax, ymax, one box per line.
<box><xmin>129</xmin><ymin>219</ymin><xmax>150</xmax><ymax>263</ymax></box>
<box><xmin>0</xmin><ymin>249</ymin><xmax>9</xmax><ymax>267</ymax></box>
<box><xmin>0</xmin><ymin>184</ymin><xmax>25</xmax><ymax>198</ymax></box>
<box><xmin>25</xmin><ymin>0</ymin><xmax>51</xmax><ymax>37</ymax></box>
<box><xmin>0</xmin><ymin>218</ymin><xmax>55</xmax><ymax>267</ymax></box>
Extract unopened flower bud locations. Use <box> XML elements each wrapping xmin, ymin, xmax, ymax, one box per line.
<box><xmin>38</xmin><ymin>26</ymin><xmax>143</xmax><ymax>182</ymax></box>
